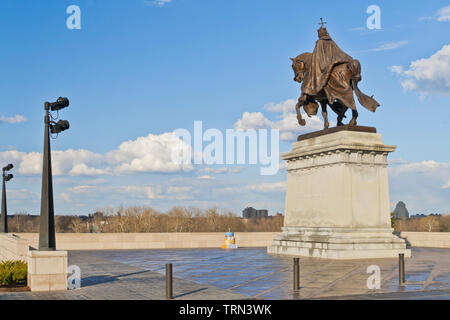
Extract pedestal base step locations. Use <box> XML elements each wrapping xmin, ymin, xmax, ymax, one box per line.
<box><xmin>267</xmin><ymin>227</ymin><xmax>411</xmax><ymax>260</ymax></box>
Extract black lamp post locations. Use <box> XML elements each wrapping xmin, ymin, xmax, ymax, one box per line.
<box><xmin>1</xmin><ymin>164</ymin><xmax>14</xmax><ymax>233</ymax></box>
<box><xmin>39</xmin><ymin>97</ymin><xmax>70</xmax><ymax>250</ymax></box>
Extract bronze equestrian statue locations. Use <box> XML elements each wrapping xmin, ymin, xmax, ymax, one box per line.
<box><xmin>291</xmin><ymin>21</ymin><xmax>380</xmax><ymax>129</ymax></box>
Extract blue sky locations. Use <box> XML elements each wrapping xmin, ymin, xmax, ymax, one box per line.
<box><xmin>0</xmin><ymin>0</ymin><xmax>449</xmax><ymax>216</ymax></box>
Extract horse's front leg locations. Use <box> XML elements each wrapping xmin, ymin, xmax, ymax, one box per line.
<box><xmin>349</xmin><ymin>109</ymin><xmax>358</xmax><ymax>126</ymax></box>
<box><xmin>296</xmin><ymin>97</ymin><xmax>306</xmax><ymax>126</ymax></box>
<box><xmin>320</xmin><ymin>101</ymin><xmax>329</xmax><ymax>129</ymax></box>
<box><xmin>337</xmin><ymin>113</ymin><xmax>344</xmax><ymax>126</ymax></box>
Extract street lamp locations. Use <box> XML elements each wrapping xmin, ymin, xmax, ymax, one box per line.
<box><xmin>39</xmin><ymin>97</ymin><xmax>70</xmax><ymax>250</ymax></box>
<box><xmin>1</xmin><ymin>164</ymin><xmax>13</xmax><ymax>233</ymax></box>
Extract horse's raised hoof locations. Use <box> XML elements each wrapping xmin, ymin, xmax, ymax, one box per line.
<box><xmin>297</xmin><ymin>116</ymin><xmax>306</xmax><ymax>126</ymax></box>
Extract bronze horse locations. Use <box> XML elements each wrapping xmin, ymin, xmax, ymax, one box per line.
<box><xmin>290</xmin><ymin>25</ymin><xmax>379</xmax><ymax>129</ymax></box>
<box><xmin>291</xmin><ymin>52</ymin><xmax>363</xmax><ymax>129</ymax></box>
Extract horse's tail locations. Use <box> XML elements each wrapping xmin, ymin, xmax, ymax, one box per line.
<box><xmin>348</xmin><ymin>59</ymin><xmax>380</xmax><ymax>112</ymax></box>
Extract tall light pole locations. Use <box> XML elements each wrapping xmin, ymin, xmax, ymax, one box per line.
<box><xmin>1</xmin><ymin>164</ymin><xmax>14</xmax><ymax>233</ymax></box>
<box><xmin>39</xmin><ymin>97</ymin><xmax>70</xmax><ymax>251</ymax></box>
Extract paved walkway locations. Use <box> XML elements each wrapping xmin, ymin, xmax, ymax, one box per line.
<box><xmin>0</xmin><ymin>251</ymin><xmax>247</xmax><ymax>300</ymax></box>
<box><xmin>91</xmin><ymin>247</ymin><xmax>450</xmax><ymax>299</ymax></box>
<box><xmin>0</xmin><ymin>247</ymin><xmax>448</xmax><ymax>300</ymax></box>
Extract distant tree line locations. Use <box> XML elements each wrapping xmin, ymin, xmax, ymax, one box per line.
<box><xmin>9</xmin><ymin>208</ymin><xmax>449</xmax><ymax>233</ymax></box>
<box><xmin>394</xmin><ymin>214</ymin><xmax>450</xmax><ymax>232</ymax></box>
<box><xmin>7</xmin><ymin>206</ymin><xmax>284</xmax><ymax>233</ymax></box>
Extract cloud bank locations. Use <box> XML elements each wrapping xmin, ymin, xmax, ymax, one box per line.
<box><xmin>0</xmin><ymin>115</ymin><xmax>27</xmax><ymax>124</ymax></box>
<box><xmin>0</xmin><ymin>132</ymin><xmax>193</xmax><ymax>177</ymax></box>
<box><xmin>234</xmin><ymin>99</ymin><xmax>324</xmax><ymax>141</ymax></box>
<box><xmin>391</xmin><ymin>44</ymin><xmax>450</xmax><ymax>96</ymax></box>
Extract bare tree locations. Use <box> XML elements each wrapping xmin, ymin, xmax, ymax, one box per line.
<box><xmin>70</xmin><ymin>217</ymin><xmax>87</xmax><ymax>233</ymax></box>
<box><xmin>424</xmin><ymin>216</ymin><xmax>439</xmax><ymax>232</ymax></box>
<box><xmin>37</xmin><ymin>205</ymin><xmax>286</xmax><ymax>233</ymax></box>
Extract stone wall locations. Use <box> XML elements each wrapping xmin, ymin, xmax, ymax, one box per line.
<box><xmin>14</xmin><ymin>232</ymin><xmax>279</xmax><ymax>250</ymax></box>
<box><xmin>0</xmin><ymin>233</ymin><xmax>30</xmax><ymax>261</ymax></box>
<box><xmin>399</xmin><ymin>232</ymin><xmax>450</xmax><ymax>248</ymax></box>
<box><xmin>6</xmin><ymin>231</ymin><xmax>450</xmax><ymax>251</ymax></box>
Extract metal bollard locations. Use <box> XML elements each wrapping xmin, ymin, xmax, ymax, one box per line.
<box><xmin>399</xmin><ymin>253</ymin><xmax>405</xmax><ymax>285</ymax></box>
<box><xmin>293</xmin><ymin>257</ymin><xmax>300</xmax><ymax>292</ymax></box>
<box><xmin>166</xmin><ymin>263</ymin><xmax>173</xmax><ymax>299</ymax></box>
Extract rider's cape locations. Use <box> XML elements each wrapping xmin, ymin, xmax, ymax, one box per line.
<box><xmin>301</xmin><ymin>28</ymin><xmax>379</xmax><ymax>112</ymax></box>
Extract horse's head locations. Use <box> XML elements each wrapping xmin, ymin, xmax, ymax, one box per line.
<box><xmin>290</xmin><ymin>52</ymin><xmax>312</xmax><ymax>83</ymax></box>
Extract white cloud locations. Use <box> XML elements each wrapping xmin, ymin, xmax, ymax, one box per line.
<box><xmin>7</xmin><ymin>149</ymin><xmax>106</xmax><ymax>176</ymax></box>
<box><xmin>0</xmin><ymin>150</ymin><xmax>27</xmax><ymax>165</ymax></box>
<box><xmin>215</xmin><ymin>186</ymin><xmax>237</xmax><ymax>193</ymax></box>
<box><xmin>0</xmin><ymin>132</ymin><xmax>193</xmax><ymax>178</ymax></box>
<box><xmin>391</xmin><ymin>44</ymin><xmax>450</xmax><ymax>95</ymax></box>
<box><xmin>367</xmin><ymin>41</ymin><xmax>408</xmax><ymax>52</ymax></box>
<box><xmin>70</xmin><ymin>185</ymin><xmax>102</xmax><ymax>194</ymax></box>
<box><xmin>263</xmin><ymin>100</ymin><xmax>295</xmax><ymax>113</ymax></box>
<box><xmin>388</xmin><ymin>158</ymin><xmax>410</xmax><ymax>166</ymax></box>
<box><xmin>19</xmin><ymin>152</ymin><xmax>42</xmax><ymax>175</ymax></box>
<box><xmin>199</xmin><ymin>167</ymin><xmax>227</xmax><ymax>174</ymax></box>
<box><xmin>68</xmin><ymin>184</ymin><xmax>165</xmax><ymax>200</ymax></box>
<box><xmin>437</xmin><ymin>6</ymin><xmax>450</xmax><ymax>21</ymax></box>
<box><xmin>197</xmin><ymin>166</ymin><xmax>246</xmax><ymax>174</ymax></box>
<box><xmin>245</xmin><ymin>181</ymin><xmax>286</xmax><ymax>193</ymax></box>
<box><xmin>197</xmin><ymin>175</ymin><xmax>215</xmax><ymax>180</ymax></box>
<box><xmin>143</xmin><ymin>0</ymin><xmax>172</xmax><ymax>7</ymax></box>
<box><xmin>166</xmin><ymin>186</ymin><xmax>192</xmax><ymax>194</ymax></box>
<box><xmin>234</xmin><ymin>112</ymin><xmax>272</xmax><ymax>130</ymax></box>
<box><xmin>53</xmin><ymin>150</ymin><xmax>105</xmax><ymax>176</ymax></box>
<box><xmin>6</xmin><ymin>188</ymin><xmax>39</xmax><ymax>201</ymax></box>
<box><xmin>122</xmin><ymin>185</ymin><xmax>164</xmax><ymax>200</ymax></box>
<box><xmin>234</xmin><ymin>99</ymin><xmax>324</xmax><ymax>141</ymax></box>
<box><xmin>60</xmin><ymin>192</ymin><xmax>73</xmax><ymax>203</ymax></box>
<box><xmin>215</xmin><ymin>181</ymin><xmax>286</xmax><ymax>194</ymax></box>
<box><xmin>389</xmin><ymin>160</ymin><xmax>450</xmax><ymax>175</ymax></box>
<box><xmin>389</xmin><ymin>66</ymin><xmax>404</xmax><ymax>74</ymax></box>
<box><xmin>421</xmin><ymin>6</ymin><xmax>450</xmax><ymax>22</ymax></box>
<box><xmin>69</xmin><ymin>164</ymin><xmax>110</xmax><ymax>176</ymax></box>
<box><xmin>0</xmin><ymin>115</ymin><xmax>27</xmax><ymax>124</ymax></box>
<box><xmin>62</xmin><ymin>183</ymin><xmax>194</xmax><ymax>204</ymax></box>
<box><xmin>349</xmin><ymin>27</ymin><xmax>366</xmax><ymax>32</ymax></box>
<box><xmin>388</xmin><ymin>159</ymin><xmax>450</xmax><ymax>213</ymax></box>
<box><xmin>165</xmin><ymin>186</ymin><xmax>193</xmax><ymax>200</ymax></box>
<box><xmin>107</xmin><ymin>132</ymin><xmax>193</xmax><ymax>174</ymax></box>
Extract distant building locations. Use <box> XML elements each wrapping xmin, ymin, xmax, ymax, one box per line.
<box><xmin>242</xmin><ymin>207</ymin><xmax>269</xmax><ymax>219</ymax></box>
<box><xmin>394</xmin><ymin>201</ymin><xmax>409</xmax><ymax>220</ymax></box>
<box><xmin>410</xmin><ymin>213</ymin><xmax>442</xmax><ymax>219</ymax></box>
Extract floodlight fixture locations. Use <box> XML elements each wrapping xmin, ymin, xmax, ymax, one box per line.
<box><xmin>2</xmin><ymin>164</ymin><xmax>13</xmax><ymax>172</ymax></box>
<box><xmin>50</xmin><ymin>120</ymin><xmax>70</xmax><ymax>134</ymax></box>
<box><xmin>48</xmin><ymin>97</ymin><xmax>69</xmax><ymax>111</ymax></box>
<box><xmin>1</xmin><ymin>163</ymin><xmax>13</xmax><ymax>233</ymax></box>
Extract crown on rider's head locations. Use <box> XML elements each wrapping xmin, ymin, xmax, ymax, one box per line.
<box><xmin>317</xmin><ymin>26</ymin><xmax>331</xmax><ymax>40</ymax></box>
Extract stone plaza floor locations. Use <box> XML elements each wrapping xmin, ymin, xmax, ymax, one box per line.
<box><xmin>1</xmin><ymin>247</ymin><xmax>449</xmax><ymax>300</ymax></box>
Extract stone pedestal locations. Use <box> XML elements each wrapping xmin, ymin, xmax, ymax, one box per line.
<box><xmin>27</xmin><ymin>249</ymin><xmax>67</xmax><ymax>291</ymax></box>
<box><xmin>268</xmin><ymin>126</ymin><xmax>411</xmax><ymax>259</ymax></box>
